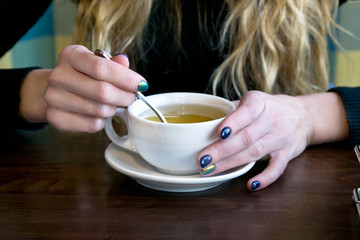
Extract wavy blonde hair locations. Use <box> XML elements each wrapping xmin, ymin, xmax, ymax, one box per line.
<box><xmin>73</xmin><ymin>0</ymin><xmax>339</xmax><ymax>99</ymax></box>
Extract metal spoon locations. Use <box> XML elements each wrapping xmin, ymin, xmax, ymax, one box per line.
<box><xmin>94</xmin><ymin>49</ymin><xmax>167</xmax><ymax>123</ymax></box>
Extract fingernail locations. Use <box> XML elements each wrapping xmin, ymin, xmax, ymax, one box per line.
<box><xmin>114</xmin><ymin>52</ymin><xmax>129</xmax><ymax>60</ymax></box>
<box><xmin>200</xmin><ymin>155</ymin><xmax>212</xmax><ymax>168</ymax></box>
<box><xmin>221</xmin><ymin>127</ymin><xmax>231</xmax><ymax>139</ymax></box>
<box><xmin>201</xmin><ymin>164</ymin><xmax>215</xmax><ymax>175</ymax></box>
<box><xmin>137</xmin><ymin>80</ymin><xmax>149</xmax><ymax>92</ymax></box>
<box><xmin>251</xmin><ymin>181</ymin><xmax>260</xmax><ymax>191</ymax></box>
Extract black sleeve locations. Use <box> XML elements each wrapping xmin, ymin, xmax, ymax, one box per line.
<box><xmin>0</xmin><ymin>1</ymin><xmax>51</xmax><ymax>130</ymax></box>
<box><xmin>329</xmin><ymin>87</ymin><xmax>360</xmax><ymax>147</ymax></box>
<box><xmin>0</xmin><ymin>68</ymin><xmax>47</xmax><ymax>130</ymax></box>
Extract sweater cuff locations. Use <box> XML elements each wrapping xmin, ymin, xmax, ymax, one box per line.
<box><xmin>329</xmin><ymin>87</ymin><xmax>360</xmax><ymax>147</ymax></box>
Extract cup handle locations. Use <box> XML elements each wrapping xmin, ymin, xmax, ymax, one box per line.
<box><xmin>105</xmin><ymin>108</ymin><xmax>137</xmax><ymax>152</ymax></box>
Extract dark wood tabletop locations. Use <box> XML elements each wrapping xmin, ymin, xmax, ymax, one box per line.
<box><xmin>1</xmin><ymin>125</ymin><xmax>360</xmax><ymax>240</ymax></box>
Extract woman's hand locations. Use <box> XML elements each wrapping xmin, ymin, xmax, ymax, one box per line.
<box><xmin>44</xmin><ymin>45</ymin><xmax>147</xmax><ymax>132</ymax></box>
<box><xmin>197</xmin><ymin>90</ymin><xmax>348</xmax><ymax>191</ymax></box>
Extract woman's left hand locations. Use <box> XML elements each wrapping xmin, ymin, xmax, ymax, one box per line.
<box><xmin>197</xmin><ymin>90</ymin><xmax>313</xmax><ymax>191</ymax></box>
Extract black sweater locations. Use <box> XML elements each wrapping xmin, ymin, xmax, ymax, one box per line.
<box><xmin>0</xmin><ymin>1</ymin><xmax>52</xmax><ymax>129</ymax></box>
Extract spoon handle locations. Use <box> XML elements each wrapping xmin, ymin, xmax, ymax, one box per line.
<box><xmin>93</xmin><ymin>49</ymin><xmax>167</xmax><ymax>123</ymax></box>
<box><xmin>136</xmin><ymin>92</ymin><xmax>167</xmax><ymax>123</ymax></box>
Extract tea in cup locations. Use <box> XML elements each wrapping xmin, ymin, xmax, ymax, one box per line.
<box><xmin>105</xmin><ymin>92</ymin><xmax>236</xmax><ymax>175</ymax></box>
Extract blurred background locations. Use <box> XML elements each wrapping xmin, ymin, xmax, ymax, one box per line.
<box><xmin>0</xmin><ymin>0</ymin><xmax>359</xmax><ymax>88</ymax></box>
<box><xmin>0</xmin><ymin>0</ymin><xmax>76</xmax><ymax>69</ymax></box>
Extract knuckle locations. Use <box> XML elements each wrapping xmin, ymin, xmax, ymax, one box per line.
<box><xmin>59</xmin><ymin>45</ymin><xmax>84</xmax><ymax>62</ymax></box>
<box><xmin>91</xmin><ymin>103</ymin><xmax>105</xmax><ymax>117</ymax></box>
<box><xmin>63</xmin><ymin>45</ymin><xmax>82</xmax><ymax>55</ymax></box>
<box><xmin>94</xmin><ymin>82</ymin><xmax>112</xmax><ymax>103</ymax></box>
<box><xmin>57</xmin><ymin>45</ymin><xmax>85</xmax><ymax>67</ymax></box>
<box><xmin>240</xmin><ymin>129</ymin><xmax>253</xmax><ymax>147</ymax></box>
<box><xmin>58</xmin><ymin>46</ymin><xmax>72</xmax><ymax>60</ymax></box>
<box><xmin>244</xmin><ymin>103</ymin><xmax>260</xmax><ymax>121</ymax></box>
<box><xmin>47</xmin><ymin>68</ymin><xmax>62</xmax><ymax>86</ymax></box>
<box><xmin>91</xmin><ymin>59</ymin><xmax>108</xmax><ymax>80</ymax></box>
<box><xmin>92</xmin><ymin>104</ymin><xmax>116</xmax><ymax>118</ymax></box>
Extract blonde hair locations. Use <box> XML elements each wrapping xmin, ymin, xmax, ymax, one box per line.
<box><xmin>73</xmin><ymin>0</ymin><xmax>339</xmax><ymax>99</ymax></box>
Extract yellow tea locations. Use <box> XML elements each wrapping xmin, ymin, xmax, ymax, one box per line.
<box><xmin>146</xmin><ymin>113</ymin><xmax>215</xmax><ymax>123</ymax></box>
<box><xmin>143</xmin><ymin>104</ymin><xmax>227</xmax><ymax>123</ymax></box>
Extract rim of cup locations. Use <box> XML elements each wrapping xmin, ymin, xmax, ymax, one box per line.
<box><xmin>127</xmin><ymin>92</ymin><xmax>236</xmax><ymax>126</ymax></box>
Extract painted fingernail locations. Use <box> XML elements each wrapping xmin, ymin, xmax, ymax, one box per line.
<box><xmin>137</xmin><ymin>80</ymin><xmax>149</xmax><ymax>92</ymax></box>
<box><xmin>200</xmin><ymin>155</ymin><xmax>212</xmax><ymax>168</ymax></box>
<box><xmin>201</xmin><ymin>164</ymin><xmax>215</xmax><ymax>175</ymax></box>
<box><xmin>114</xmin><ymin>52</ymin><xmax>129</xmax><ymax>60</ymax></box>
<box><xmin>221</xmin><ymin>127</ymin><xmax>231</xmax><ymax>139</ymax></box>
<box><xmin>251</xmin><ymin>181</ymin><xmax>260</xmax><ymax>191</ymax></box>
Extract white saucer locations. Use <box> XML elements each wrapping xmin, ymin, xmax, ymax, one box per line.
<box><xmin>105</xmin><ymin>143</ymin><xmax>255</xmax><ymax>192</ymax></box>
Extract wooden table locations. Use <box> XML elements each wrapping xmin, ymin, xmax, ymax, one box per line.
<box><xmin>1</xmin><ymin>125</ymin><xmax>360</xmax><ymax>240</ymax></box>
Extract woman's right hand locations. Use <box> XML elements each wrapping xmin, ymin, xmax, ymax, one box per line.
<box><xmin>44</xmin><ymin>45</ymin><xmax>147</xmax><ymax>132</ymax></box>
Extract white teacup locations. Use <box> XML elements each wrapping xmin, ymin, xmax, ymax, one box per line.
<box><xmin>105</xmin><ymin>92</ymin><xmax>236</xmax><ymax>175</ymax></box>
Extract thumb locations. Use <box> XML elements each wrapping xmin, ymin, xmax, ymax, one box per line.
<box><xmin>247</xmin><ymin>152</ymin><xmax>289</xmax><ymax>191</ymax></box>
<box><xmin>111</xmin><ymin>53</ymin><xmax>130</xmax><ymax>68</ymax></box>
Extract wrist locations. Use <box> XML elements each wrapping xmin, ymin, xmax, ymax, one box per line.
<box><xmin>19</xmin><ymin>69</ymin><xmax>50</xmax><ymax>123</ymax></box>
<box><xmin>298</xmin><ymin>92</ymin><xmax>349</xmax><ymax>145</ymax></box>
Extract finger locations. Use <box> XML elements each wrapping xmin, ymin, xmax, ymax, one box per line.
<box><xmin>200</xmin><ymin>141</ymin><xmax>267</xmax><ymax>176</ymax></box>
<box><xmin>199</xmin><ymin>132</ymin><xmax>277</xmax><ymax>176</ymax></box>
<box><xmin>47</xmin><ymin>107</ymin><xmax>106</xmax><ymax>133</ymax></box>
<box><xmin>111</xmin><ymin>53</ymin><xmax>130</xmax><ymax>68</ymax></box>
<box><xmin>218</xmin><ymin>92</ymin><xmax>265</xmax><ymax>140</ymax></box>
<box><xmin>198</xmin><ymin>115</ymin><xmax>269</xmax><ymax>169</ymax></box>
<box><xmin>45</xmin><ymin>86</ymin><xmax>117</xmax><ymax>118</ymax></box>
<box><xmin>60</xmin><ymin>45</ymin><xmax>146</xmax><ymax>92</ymax></box>
<box><xmin>48</xmin><ymin>67</ymin><xmax>137</xmax><ymax>107</ymax></box>
<box><xmin>246</xmin><ymin>151</ymin><xmax>289</xmax><ymax>191</ymax></box>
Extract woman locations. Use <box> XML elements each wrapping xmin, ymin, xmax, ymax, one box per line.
<box><xmin>2</xmin><ymin>0</ymin><xmax>357</xmax><ymax>191</ymax></box>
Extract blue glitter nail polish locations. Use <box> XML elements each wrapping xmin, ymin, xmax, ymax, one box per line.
<box><xmin>137</xmin><ymin>80</ymin><xmax>149</xmax><ymax>92</ymax></box>
<box><xmin>114</xmin><ymin>53</ymin><xmax>129</xmax><ymax>60</ymax></box>
<box><xmin>114</xmin><ymin>52</ymin><xmax>129</xmax><ymax>60</ymax></box>
<box><xmin>200</xmin><ymin>155</ymin><xmax>212</xmax><ymax>168</ymax></box>
<box><xmin>201</xmin><ymin>164</ymin><xmax>215</xmax><ymax>175</ymax></box>
<box><xmin>221</xmin><ymin>127</ymin><xmax>231</xmax><ymax>139</ymax></box>
<box><xmin>251</xmin><ymin>181</ymin><xmax>260</xmax><ymax>191</ymax></box>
